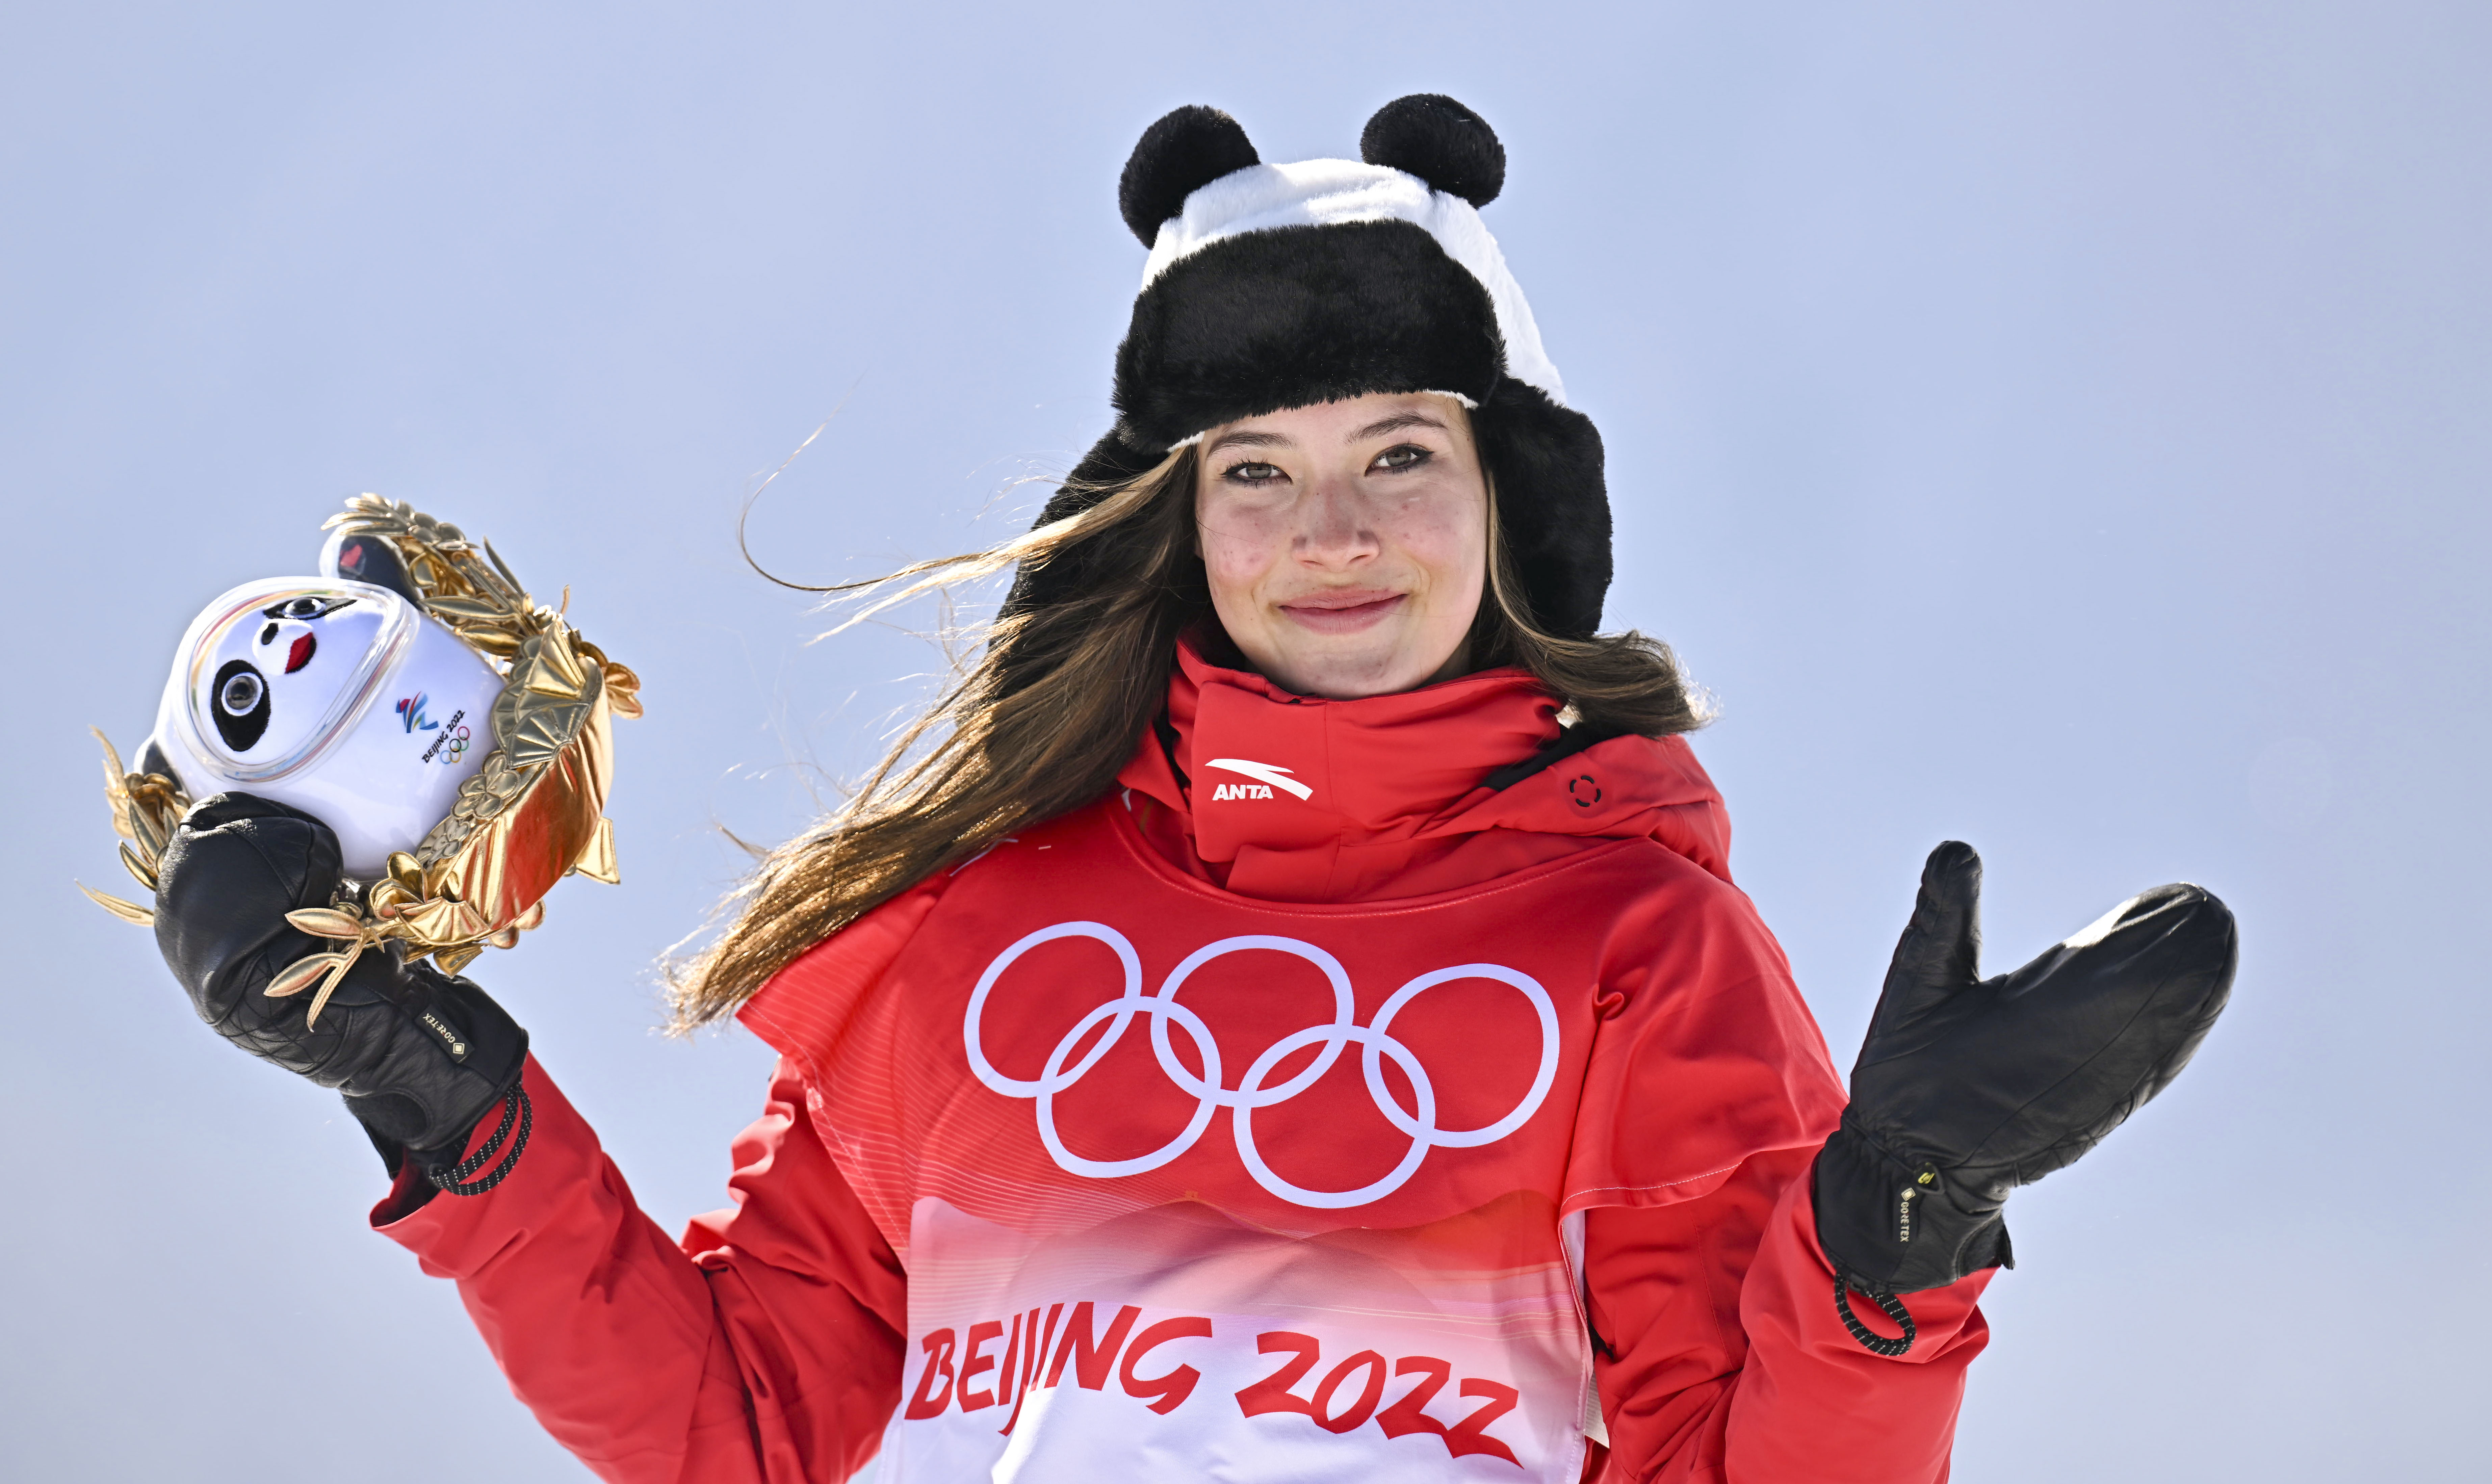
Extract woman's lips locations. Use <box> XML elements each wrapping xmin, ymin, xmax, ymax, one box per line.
<box><xmin>1278</xmin><ymin>592</ymin><xmax>1406</xmax><ymax>634</ymax></box>
<box><xmin>285</xmin><ymin>633</ymin><xmax>317</xmax><ymax>673</ymax></box>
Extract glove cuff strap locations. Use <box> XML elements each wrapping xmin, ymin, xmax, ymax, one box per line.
<box><xmin>1833</xmin><ymin>1274</ymin><xmax>1918</xmax><ymax>1357</ymax></box>
<box><xmin>422</xmin><ymin>1086</ymin><xmax>532</xmax><ymax>1197</ymax></box>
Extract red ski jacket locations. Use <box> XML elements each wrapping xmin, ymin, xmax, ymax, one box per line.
<box><xmin>378</xmin><ymin>643</ymin><xmax>1992</xmax><ymax>1482</ymax></box>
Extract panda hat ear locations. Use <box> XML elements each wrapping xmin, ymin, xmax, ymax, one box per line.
<box><xmin>1118</xmin><ymin>105</ymin><xmax>1260</xmax><ymax>246</ymax></box>
<box><xmin>1360</xmin><ymin>94</ymin><xmax>1505</xmax><ymax>207</ymax></box>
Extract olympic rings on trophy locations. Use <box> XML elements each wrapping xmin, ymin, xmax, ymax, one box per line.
<box><xmin>961</xmin><ymin>922</ymin><xmax>1560</xmax><ymax>1210</ymax></box>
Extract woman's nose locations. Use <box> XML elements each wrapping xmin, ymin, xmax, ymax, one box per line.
<box><xmin>1292</xmin><ymin>480</ymin><xmax>1378</xmax><ymax>565</ymax></box>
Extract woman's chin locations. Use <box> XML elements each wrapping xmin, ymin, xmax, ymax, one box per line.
<box><xmin>1265</xmin><ymin>644</ymin><xmax>1435</xmax><ymax>700</ymax></box>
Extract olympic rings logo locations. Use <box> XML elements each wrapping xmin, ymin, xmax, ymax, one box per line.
<box><xmin>962</xmin><ymin>923</ymin><xmax>1559</xmax><ymax>1210</ymax></box>
<box><xmin>434</xmin><ymin>725</ymin><xmax>470</xmax><ymax>765</ymax></box>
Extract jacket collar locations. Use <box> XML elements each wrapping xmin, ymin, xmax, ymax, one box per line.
<box><xmin>1115</xmin><ymin>640</ymin><xmax>1733</xmax><ymax>896</ymax></box>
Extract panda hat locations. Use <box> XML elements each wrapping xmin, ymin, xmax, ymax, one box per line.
<box><xmin>1011</xmin><ymin>94</ymin><xmax>1612</xmax><ymax>640</ymax></box>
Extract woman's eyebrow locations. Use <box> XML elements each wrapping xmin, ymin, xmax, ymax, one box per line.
<box><xmin>1348</xmin><ymin>411</ymin><xmax>1446</xmax><ymax>442</ymax></box>
<box><xmin>1204</xmin><ymin>428</ymin><xmax>1292</xmax><ymax>455</ymax></box>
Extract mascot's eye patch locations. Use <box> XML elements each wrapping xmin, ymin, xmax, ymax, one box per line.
<box><xmin>260</xmin><ymin>595</ymin><xmax>356</xmax><ymax>623</ymax></box>
<box><xmin>211</xmin><ymin>660</ymin><xmax>271</xmax><ymax>751</ymax></box>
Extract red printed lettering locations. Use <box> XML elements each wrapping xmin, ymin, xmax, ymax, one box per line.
<box><xmin>1044</xmin><ymin>1302</ymin><xmax>1141</xmax><ymax>1391</ymax></box>
<box><xmin>903</xmin><ymin>1328</ymin><xmax>957</xmax><ymax>1420</ymax></box>
<box><xmin>1118</xmin><ymin>1316</ymin><xmax>1215</xmax><ymax>1415</ymax></box>
<box><xmin>1310</xmin><ymin>1350</ymin><xmax>1388</xmax><ymax>1434</ymax></box>
<box><xmin>994</xmin><ymin>1310</ymin><xmax>1030</xmax><ymax>1412</ymax></box>
<box><xmin>915</xmin><ymin>1307</ymin><xmax>1523</xmax><ymax>1461</ymax></box>
<box><xmin>1237</xmin><ymin>1333</ymin><xmax>1520</xmax><ymax>1466</ymax></box>
<box><xmin>957</xmin><ymin>1320</ymin><xmax>1006</xmax><ymax>1410</ymax></box>
<box><xmin>1233</xmin><ymin>1331</ymin><xmax>1322</xmax><ymax>1418</ymax></box>
<box><xmin>1444</xmin><ymin>1379</ymin><xmax>1523</xmax><ymax>1465</ymax></box>
<box><xmin>1000</xmin><ymin>1303</ymin><xmax>1065</xmax><ymax>1435</ymax></box>
<box><xmin>1375</xmin><ymin>1355</ymin><xmax>1451</xmax><ymax>1441</ymax></box>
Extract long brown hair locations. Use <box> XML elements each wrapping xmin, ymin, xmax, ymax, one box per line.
<box><xmin>667</xmin><ymin>431</ymin><xmax>1707</xmax><ymax>1030</ymax></box>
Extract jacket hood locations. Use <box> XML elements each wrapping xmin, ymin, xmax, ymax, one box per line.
<box><xmin>1113</xmin><ymin>641</ymin><xmax>1732</xmax><ymax>902</ymax></box>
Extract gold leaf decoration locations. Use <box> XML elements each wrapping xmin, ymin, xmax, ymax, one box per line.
<box><xmin>79</xmin><ymin>882</ymin><xmax>155</xmax><ymax>926</ymax></box>
<box><xmin>509</xmin><ymin>728</ymin><xmax>567</xmax><ymax>770</ymax></box>
<box><xmin>460</xmin><ymin>628</ymin><xmax>523</xmax><ymax>657</ymax></box>
<box><xmin>523</xmin><ymin>667</ymin><xmax>583</xmax><ymax>701</ymax></box>
<box><xmin>94</xmin><ymin>728</ymin><xmax>136</xmax><ymax>843</ymax></box>
<box><xmin>481</xmin><ymin>538</ymin><xmax>524</xmax><ymax>595</ymax></box>
<box><xmin>397</xmin><ymin>898</ymin><xmax>473</xmax><ymax>941</ymax></box>
<box><xmin>572</xmin><ymin>816</ymin><xmax>621</xmax><ymax>885</ymax></box>
<box><xmin>537</xmin><ymin>629</ymin><xmax>586</xmax><ymax>690</ymax></box>
<box><xmin>285</xmin><ymin>907</ymin><xmax>370</xmax><ymax>940</ymax></box>
<box><xmin>83</xmin><ymin>729</ymin><xmax>192</xmax><ymax>929</ymax></box>
<box><xmin>422</xmin><ymin>596</ymin><xmax>510</xmax><ymax>621</ymax></box>
<box><xmin>126</xmin><ymin>798</ymin><xmax>168</xmax><ymax>861</ymax></box>
<box><xmin>603</xmin><ymin>666</ymin><xmax>644</xmax><ymax>720</ymax></box>
<box><xmin>266</xmin><ymin>952</ymin><xmax>350</xmax><ymax>998</ymax></box>
<box><xmin>303</xmin><ymin>955</ymin><xmax>362</xmax><ymax>1027</ymax></box>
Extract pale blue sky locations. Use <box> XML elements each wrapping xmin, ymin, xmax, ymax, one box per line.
<box><xmin>5</xmin><ymin>4</ymin><xmax>2486</xmax><ymax>1480</ymax></box>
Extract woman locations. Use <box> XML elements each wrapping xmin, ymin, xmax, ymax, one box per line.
<box><xmin>151</xmin><ymin>97</ymin><xmax>2234</xmax><ymax>1482</ymax></box>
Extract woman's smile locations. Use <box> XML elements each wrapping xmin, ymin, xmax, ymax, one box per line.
<box><xmin>1276</xmin><ymin>588</ymin><xmax>1407</xmax><ymax>633</ymax></box>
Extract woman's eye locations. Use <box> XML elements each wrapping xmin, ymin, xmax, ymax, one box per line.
<box><xmin>1371</xmin><ymin>444</ymin><xmax>1432</xmax><ymax>473</ymax></box>
<box><xmin>1225</xmin><ymin>461</ymin><xmax>1286</xmax><ymax>484</ymax></box>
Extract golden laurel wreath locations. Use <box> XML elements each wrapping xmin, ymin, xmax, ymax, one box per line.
<box><xmin>81</xmin><ymin>495</ymin><xmax>644</xmax><ymax>1025</ymax></box>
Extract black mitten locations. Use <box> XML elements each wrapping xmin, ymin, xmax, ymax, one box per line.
<box><xmin>153</xmin><ymin>793</ymin><xmax>530</xmax><ymax>1196</ymax></box>
<box><xmin>1814</xmin><ymin>841</ymin><xmax>2236</xmax><ymax>1354</ymax></box>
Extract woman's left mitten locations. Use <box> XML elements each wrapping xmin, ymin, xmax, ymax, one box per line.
<box><xmin>1813</xmin><ymin>842</ymin><xmax>2236</xmax><ymax>1348</ymax></box>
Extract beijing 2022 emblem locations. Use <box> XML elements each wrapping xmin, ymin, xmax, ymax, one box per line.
<box><xmin>80</xmin><ymin>496</ymin><xmax>644</xmax><ymax>1024</ymax></box>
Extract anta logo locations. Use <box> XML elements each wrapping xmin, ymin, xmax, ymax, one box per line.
<box><xmin>1203</xmin><ymin>758</ymin><xmax>1310</xmax><ymax>801</ymax></box>
<box><xmin>396</xmin><ymin>693</ymin><xmax>440</xmax><ymax>732</ymax></box>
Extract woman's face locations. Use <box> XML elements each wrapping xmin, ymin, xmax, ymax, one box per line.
<box><xmin>1193</xmin><ymin>392</ymin><xmax>1489</xmax><ymax>699</ymax></box>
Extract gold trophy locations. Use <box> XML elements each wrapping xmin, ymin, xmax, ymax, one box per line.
<box><xmin>83</xmin><ymin>496</ymin><xmax>643</xmax><ymax>1022</ymax></box>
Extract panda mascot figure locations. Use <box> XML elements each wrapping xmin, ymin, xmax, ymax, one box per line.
<box><xmin>150</xmin><ymin>564</ymin><xmax>503</xmax><ymax>879</ymax></box>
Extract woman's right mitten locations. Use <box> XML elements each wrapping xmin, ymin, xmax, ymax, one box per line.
<box><xmin>153</xmin><ymin>792</ymin><xmax>530</xmax><ymax>1192</ymax></box>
